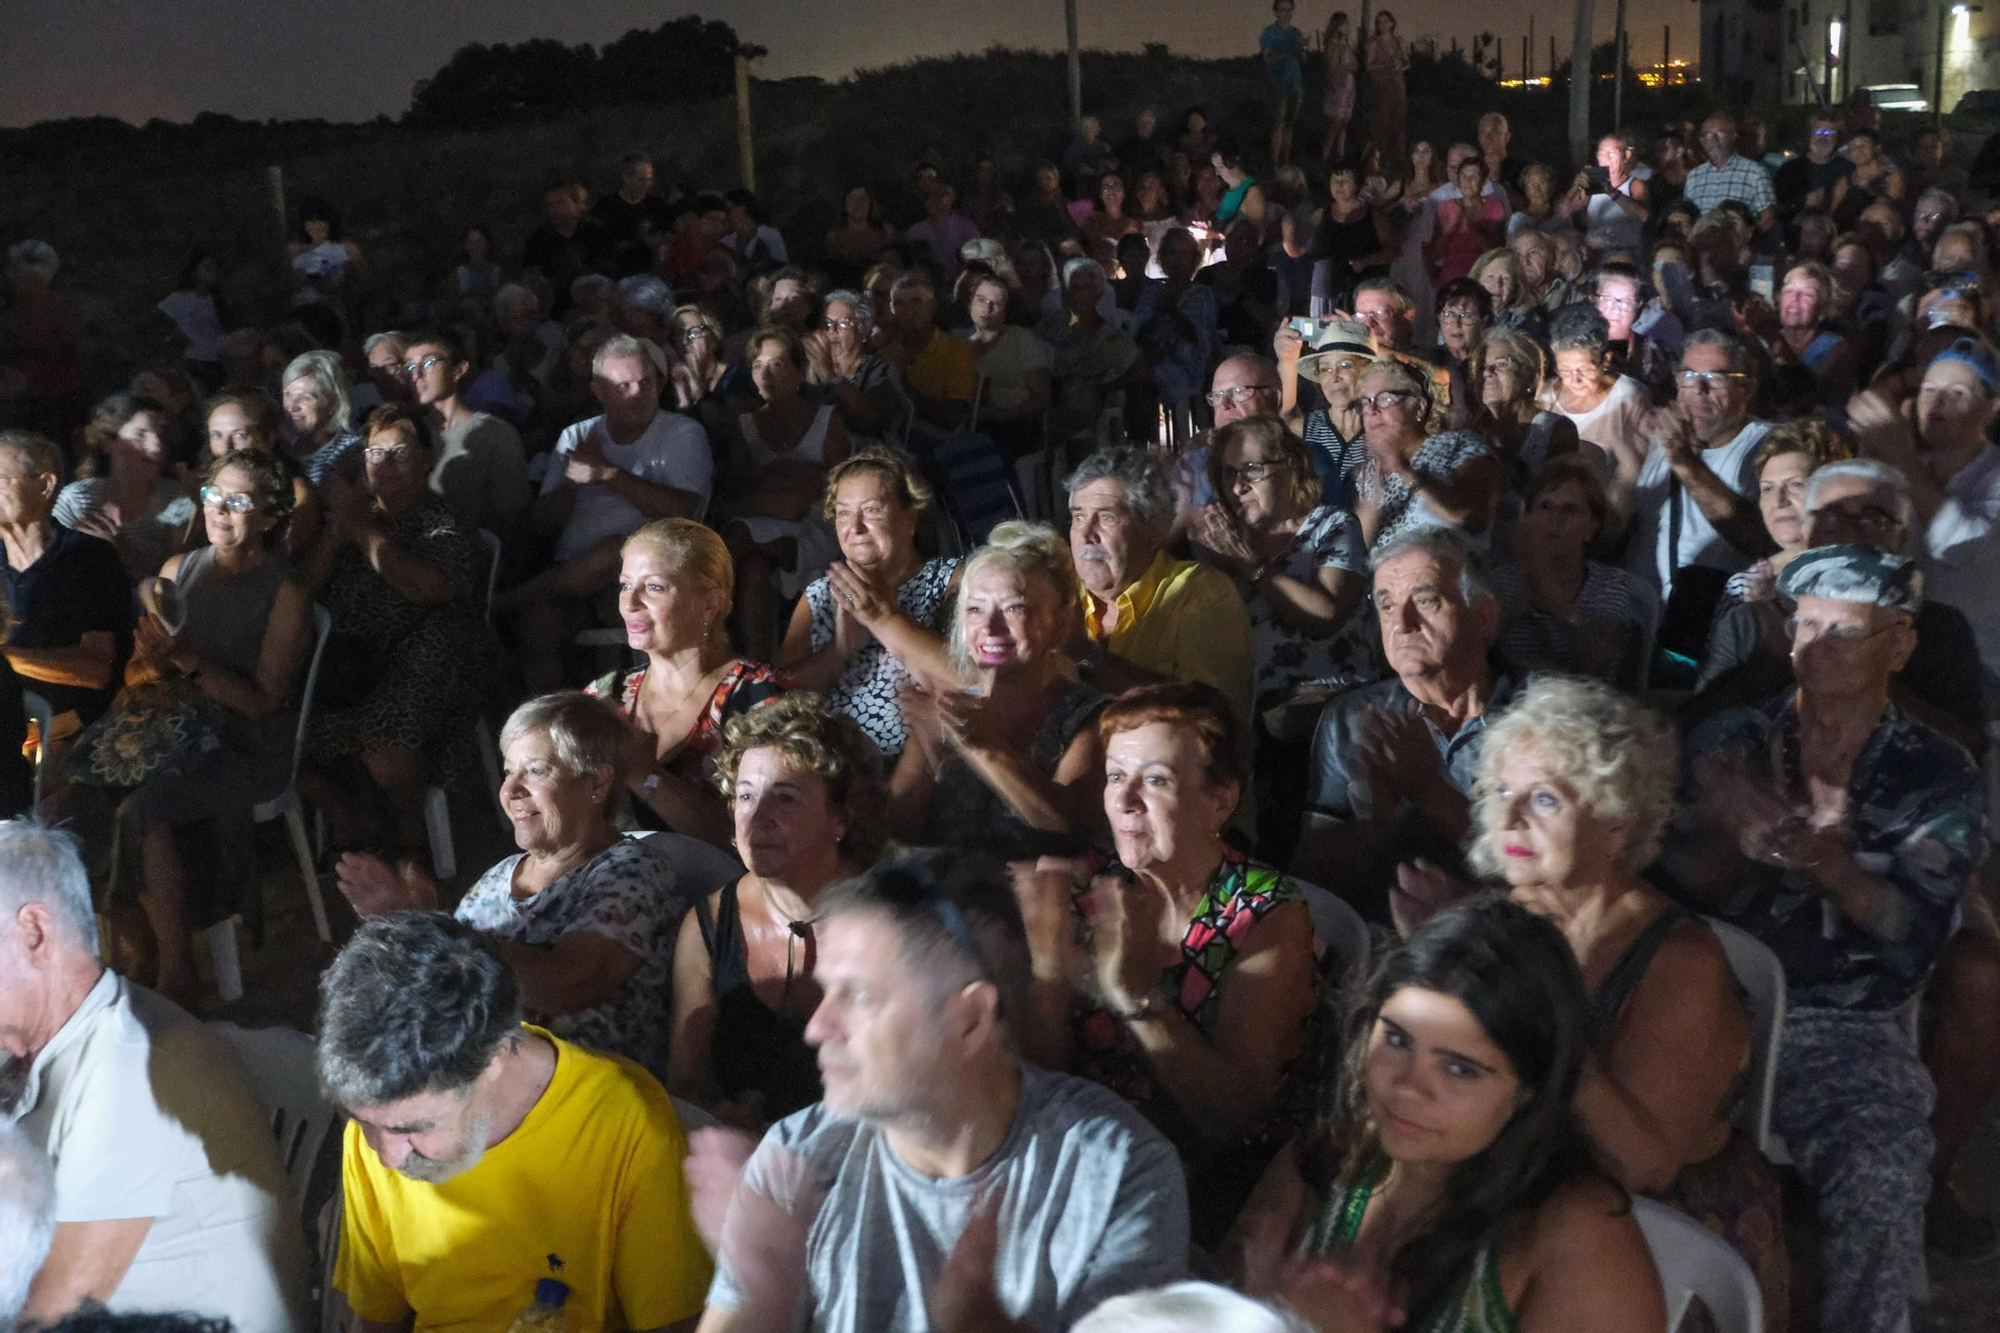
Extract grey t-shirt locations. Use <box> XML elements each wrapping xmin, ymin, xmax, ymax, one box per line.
<box><xmin>707</xmin><ymin>1064</ymin><xmax>1189</xmax><ymax>1332</ymax></box>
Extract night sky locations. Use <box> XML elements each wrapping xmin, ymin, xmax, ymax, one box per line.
<box><xmin>0</xmin><ymin>0</ymin><xmax>1690</xmax><ymax>129</ymax></box>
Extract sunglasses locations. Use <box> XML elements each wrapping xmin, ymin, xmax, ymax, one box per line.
<box><xmin>199</xmin><ymin>486</ymin><xmax>256</xmax><ymax>514</ymax></box>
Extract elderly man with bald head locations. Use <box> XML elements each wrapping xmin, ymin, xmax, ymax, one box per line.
<box><xmin>1164</xmin><ymin>352</ymin><xmax>1285</xmax><ymax>524</ymax></box>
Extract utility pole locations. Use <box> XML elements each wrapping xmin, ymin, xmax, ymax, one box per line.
<box><xmin>1529</xmin><ymin>14</ymin><xmax>1537</xmax><ymax>74</ymax></box>
<box><xmin>1570</xmin><ymin>0</ymin><xmax>1594</xmax><ymax>164</ymax></box>
<box><xmin>1066</xmin><ymin>0</ymin><xmax>1083</xmax><ymax>128</ymax></box>
<box><xmin>735</xmin><ymin>54</ymin><xmax>755</xmax><ymax>191</ymax></box>
<box><xmin>1612</xmin><ymin>0</ymin><xmax>1628</xmax><ymax>126</ymax></box>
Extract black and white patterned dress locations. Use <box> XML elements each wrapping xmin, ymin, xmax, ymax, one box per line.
<box><xmin>801</xmin><ymin>556</ymin><xmax>959</xmax><ymax>761</ymax></box>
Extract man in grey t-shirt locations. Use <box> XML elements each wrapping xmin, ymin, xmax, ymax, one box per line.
<box><xmin>692</xmin><ymin>852</ymin><xmax>1189</xmax><ymax>1333</ymax></box>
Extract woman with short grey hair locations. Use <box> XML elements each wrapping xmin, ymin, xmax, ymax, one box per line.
<box><xmin>1350</xmin><ymin>359</ymin><xmax>1498</xmax><ymax>552</ymax></box>
<box><xmin>280</xmin><ymin>349</ymin><xmax>361</xmax><ymax>485</ymax></box>
<box><xmin>334</xmin><ymin>691</ymin><xmax>686</xmax><ymax>1078</ymax></box>
<box><xmin>806</xmin><ymin>289</ymin><xmax>907</xmax><ymax>442</ymax></box>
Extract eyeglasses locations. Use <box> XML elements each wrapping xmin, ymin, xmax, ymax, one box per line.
<box><xmin>363</xmin><ymin>444</ymin><xmax>419</xmax><ymax>465</ymax></box>
<box><xmin>402</xmin><ymin>354</ymin><xmax>447</xmax><ymax>378</ymax></box>
<box><xmin>1220</xmin><ymin>460</ymin><xmax>1284</xmax><ymax>487</ymax></box>
<box><xmin>1206</xmin><ymin>385</ymin><xmax>1278</xmax><ymax>408</ymax></box>
<box><xmin>1916</xmin><ymin>210</ymin><xmax>1947</xmax><ymax>224</ymax></box>
<box><xmin>680</xmin><ymin>328</ymin><xmax>713</xmax><ymax>343</ymax></box>
<box><xmin>1677</xmin><ymin>369</ymin><xmax>1749</xmax><ymax>393</ymax></box>
<box><xmin>1812</xmin><ymin>128</ymin><xmax>1838</xmax><ymax>139</ymax></box>
<box><xmin>1438</xmin><ymin>309</ymin><xmax>1485</xmax><ymax>326</ymax></box>
<box><xmin>1786</xmin><ymin>615</ymin><xmax>1900</xmax><ymax>645</ymax></box>
<box><xmin>199</xmin><ymin>486</ymin><xmax>256</xmax><ymax>514</ymax></box>
<box><xmin>822</xmin><ymin>318</ymin><xmax>861</xmax><ymax>332</ymax></box>
<box><xmin>1597</xmin><ymin>294</ymin><xmax>1639</xmax><ymax>311</ymax></box>
<box><xmin>874</xmin><ymin>864</ymin><xmax>998</xmax><ymax>1008</ymax></box>
<box><xmin>1356</xmin><ymin>389</ymin><xmax>1418</xmax><ymax>412</ymax></box>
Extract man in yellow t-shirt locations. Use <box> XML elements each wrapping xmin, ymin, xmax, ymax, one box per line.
<box><xmin>318</xmin><ymin>914</ymin><xmax>711</xmax><ymax>1333</ymax></box>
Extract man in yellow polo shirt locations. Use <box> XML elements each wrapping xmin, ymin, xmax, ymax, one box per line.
<box><xmin>1066</xmin><ymin>446</ymin><xmax>1253</xmax><ymax>724</ymax></box>
<box><xmin>319</xmin><ymin>914</ymin><xmax>710</xmax><ymax>1333</ymax></box>
<box><xmin>883</xmin><ymin>271</ymin><xmax>977</xmax><ymax>433</ymax></box>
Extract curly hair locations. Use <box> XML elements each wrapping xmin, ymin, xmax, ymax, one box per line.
<box><xmin>205</xmin><ymin>449</ymin><xmax>297</xmax><ymax>546</ymax></box>
<box><xmin>821</xmin><ymin>445</ymin><xmax>935</xmax><ymax>521</ymax></box>
<box><xmin>1753</xmin><ymin>415</ymin><xmax>1852</xmax><ymax>477</ymax></box>
<box><xmin>1468</xmin><ymin>675</ymin><xmax>1676</xmax><ymax>877</ymax></box>
<box><xmin>712</xmin><ymin>692</ymin><xmax>888</xmax><ymax>865</ymax></box>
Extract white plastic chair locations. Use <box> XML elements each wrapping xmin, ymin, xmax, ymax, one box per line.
<box><xmin>1704</xmin><ymin>917</ymin><xmax>1785</xmax><ymax>1160</ymax></box>
<box><xmin>622</xmin><ymin>829</ymin><xmax>746</xmax><ymax>900</ymax></box>
<box><xmin>20</xmin><ymin>689</ymin><xmax>53</xmax><ymax>809</ymax></box>
<box><xmin>251</xmin><ymin>605</ymin><xmax>335</xmax><ymax>944</ymax></box>
<box><xmin>1295</xmin><ymin>880</ymin><xmax>1371</xmax><ymax>982</ymax></box>
<box><xmin>208</xmin><ymin>1022</ymin><xmax>341</xmax><ymax>1219</ymax></box>
<box><xmin>419</xmin><ymin>531</ymin><xmax>509</xmax><ymax>880</ymax></box>
<box><xmin>1632</xmin><ymin>1197</ymin><xmax>1764</xmax><ymax>1333</ymax></box>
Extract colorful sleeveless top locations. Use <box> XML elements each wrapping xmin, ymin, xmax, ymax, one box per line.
<box><xmin>1301</xmin><ymin>1156</ymin><xmax>1516</xmax><ymax>1333</ymax></box>
<box><xmin>1072</xmin><ymin>846</ymin><xmax>1307</xmax><ymax>1128</ymax></box>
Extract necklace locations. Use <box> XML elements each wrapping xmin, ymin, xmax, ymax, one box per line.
<box><xmin>762</xmin><ymin>881</ymin><xmax>820</xmax><ymax>1007</ymax></box>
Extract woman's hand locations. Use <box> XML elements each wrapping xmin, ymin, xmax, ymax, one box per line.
<box><xmin>826</xmin><ymin>560</ymin><xmax>894</xmax><ymax>629</ymax></box>
<box><xmin>1737</xmin><ymin>558</ymin><xmax>1778</xmax><ymax>604</ymax></box>
<box><xmin>335</xmin><ymin>852</ymin><xmax>439</xmax><ymax>916</ymax></box>
<box><xmin>1275</xmin><ymin>1247</ymin><xmax>1408</xmax><ymax>1333</ymax></box>
<box><xmin>71</xmin><ymin>505</ymin><xmax>123</xmax><ymax>543</ymax></box>
<box><xmin>1391</xmin><ymin>858</ymin><xmax>1470</xmax><ymax>937</ymax></box>
<box><xmin>897</xmin><ymin>683</ymin><xmax>947</xmax><ymax>763</ymax></box>
<box><xmin>321</xmin><ymin>474</ymin><xmax>371</xmax><ymax>536</ymax></box>
<box><xmin>1847</xmin><ymin>388</ymin><xmax>1922</xmax><ymax>469</ymax></box>
<box><xmin>132</xmin><ymin>614</ymin><xmax>182</xmax><ymax>670</ymax></box>
<box><xmin>1013</xmin><ymin>857</ymin><xmax>1087</xmax><ymax>975</ymax></box>
<box><xmin>936</xmin><ymin>689</ymin><xmax>1011</xmax><ymax>755</ymax></box>
<box><xmin>1085</xmin><ymin>873</ymin><xmax>1176</xmax><ymax>1013</ymax></box>
<box><xmin>1274</xmin><ymin>321</ymin><xmax>1306</xmax><ymax>368</ymax></box>
<box><xmin>1193</xmin><ymin>503</ymin><xmax>1259</xmax><ymax>575</ymax></box>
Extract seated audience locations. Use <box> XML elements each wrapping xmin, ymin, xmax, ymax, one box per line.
<box><xmin>804</xmin><ymin>290</ymin><xmax>908</xmax><ymax>443</ymax></box>
<box><xmin>669</xmin><ymin>693</ymin><xmax>885</xmax><ymax>1126</ymax></box>
<box><xmin>882</xmin><ymin>270</ymin><xmax>977</xmax><ymax>432</ymax></box>
<box><xmin>506</xmin><ymin>333</ymin><xmax>713</xmax><ymax>690</ymax></box>
<box><xmin>1069</xmin><ymin>448</ymin><xmax>1255</xmax><ymax>722</ymax></box>
<box><xmin>1397</xmin><ymin>676</ymin><xmax>1786</xmax><ymax>1323</ymax></box>
<box><xmin>55</xmin><ymin>393</ymin><xmax>194</xmax><ymax>580</ymax></box>
<box><xmin>1191</xmin><ymin>415</ymin><xmax>1370</xmax><ymax>704</ymax></box>
<box><xmin>88</xmin><ymin>449</ymin><xmax>310</xmax><ymax>1003</ymax></box>
<box><xmin>1667</xmin><ymin>544</ymin><xmax>1985</xmax><ymax>1333</ymax></box>
<box><xmin>1764</xmin><ymin>262</ymin><xmax>1860</xmax><ymax>399</ymax></box>
<box><xmin>1593</xmin><ymin>259</ymin><xmax>1683</xmax><ymax>407</ymax></box>
<box><xmin>1279</xmin><ymin>320</ymin><xmax>1375</xmax><ymax>510</ymax></box>
<box><xmin>298</xmin><ymin>404</ymin><xmax>484</xmax><ymax>861</ymax></box>
<box><xmin>320</xmin><ymin>911</ymin><xmax>711</xmax><ymax>1332</ymax></box>
<box><xmin>587</xmin><ymin>518</ymin><xmax>788</xmax><ymax>849</ymax></box>
<box><xmin>336</xmin><ymin>691</ymin><xmax>685</xmax><ymax>1078</ymax></box>
<box><xmin>778</xmin><ymin>449</ymin><xmax>960</xmax><ymax>763</ymax></box>
<box><xmin>402</xmin><ymin>328</ymin><xmax>532</xmax><ymax>538</ymax></box>
<box><xmin>689</xmin><ymin>850</ymin><xmax>1189</xmax><ymax>1332</ymax></box>
<box><xmin>1296</xmin><ymin>529</ymin><xmax>1510</xmax><ymax>913</ymax></box>
<box><xmin>203</xmin><ymin>391</ymin><xmax>323</xmax><ymax>558</ymax></box>
<box><xmin>1468</xmin><ymin>247</ymin><xmax>1543</xmax><ymax>341</ymax></box>
<box><xmin>1431</xmin><ymin>278</ymin><xmax>1493</xmax><ymax>375</ymax></box>
<box><xmin>1349</xmin><ymin>358</ymin><xmax>1498</xmax><ymax>552</ymax></box>
<box><xmin>891</xmin><ymin>521</ymin><xmax>1105</xmax><ymax>860</ymax></box>
<box><xmin>1540</xmin><ymin>304</ymin><xmax>1653</xmax><ymax>507</ymax></box>
<box><xmin>1049</xmin><ymin>259</ymin><xmax>1144</xmax><ymax>445</ymax></box>
<box><xmin>1018</xmin><ymin>682</ymin><xmax>1319</xmax><ymax>1245</ymax></box>
<box><xmin>0</xmin><ymin>821</ymin><xmax>310</xmax><ymax>1330</ymax></box>
<box><xmin>1467</xmin><ymin>328</ymin><xmax>1585</xmax><ymax>549</ymax></box>
<box><xmin>1426</xmin><ymin>155</ymin><xmax>1507</xmax><ymax>287</ymax></box>
<box><xmin>280</xmin><ymin>350</ymin><xmax>362</xmax><ymax>487</ymax></box>
<box><xmin>1167</xmin><ymin>353</ymin><xmax>1289</xmax><ymax>524</ymax></box>
<box><xmin>964</xmin><ymin>275</ymin><xmax>1053</xmax><ymax>461</ymax></box>
<box><xmin>1493</xmin><ymin>458</ymin><xmax>1653</xmax><ymax>688</ymax></box>
<box><xmin>1233</xmin><ymin>895</ymin><xmax>1666</xmax><ymax>1333</ymax></box>
<box><xmin>1132</xmin><ymin>229</ymin><xmax>1219</xmax><ymax>412</ymax></box>
<box><xmin>0</xmin><ymin>431</ymin><xmax>134</xmax><ymax>725</ymax></box>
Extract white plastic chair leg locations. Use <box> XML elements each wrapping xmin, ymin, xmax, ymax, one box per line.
<box><xmin>285</xmin><ymin>804</ymin><xmax>331</xmax><ymax>943</ymax></box>
<box><xmin>207</xmin><ymin>917</ymin><xmax>244</xmax><ymax>1002</ymax></box>
<box><xmin>424</xmin><ymin>787</ymin><xmax>456</xmax><ymax>881</ymax></box>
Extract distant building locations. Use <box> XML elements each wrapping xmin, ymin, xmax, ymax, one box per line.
<box><xmin>1701</xmin><ymin>0</ymin><xmax>1786</xmax><ymax>104</ymax></box>
<box><xmin>1765</xmin><ymin>0</ymin><xmax>1998</xmax><ymax>110</ymax></box>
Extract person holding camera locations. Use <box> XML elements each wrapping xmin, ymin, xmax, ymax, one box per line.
<box><xmin>1562</xmin><ymin>131</ymin><xmax>1652</xmax><ymax>255</ymax></box>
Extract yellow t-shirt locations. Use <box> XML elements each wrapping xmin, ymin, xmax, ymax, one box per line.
<box><xmin>1080</xmin><ymin>550</ymin><xmax>1255</xmax><ymax>724</ymax></box>
<box><xmin>333</xmin><ymin>1028</ymin><xmax>712</xmax><ymax>1332</ymax></box>
<box><xmin>906</xmin><ymin>330</ymin><xmax>980</xmax><ymax>405</ymax></box>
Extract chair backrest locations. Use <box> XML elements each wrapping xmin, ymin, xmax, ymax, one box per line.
<box><xmin>208</xmin><ymin>1022</ymin><xmax>341</xmax><ymax>1214</ymax></box>
<box><xmin>476</xmin><ymin>530</ymin><xmax>502</xmax><ymax>622</ymax></box>
<box><xmin>1632</xmin><ymin>1197</ymin><xmax>1763</xmax><ymax>1333</ymax></box>
<box><xmin>20</xmin><ymin>689</ymin><xmax>53</xmax><ymax>807</ymax></box>
<box><xmin>1703</xmin><ymin>917</ymin><xmax>1785</xmax><ymax>1157</ymax></box>
<box><xmin>280</xmin><ymin>606</ymin><xmax>335</xmax><ymax>797</ymax></box>
<box><xmin>672</xmin><ymin>1095</ymin><xmax>720</xmax><ymax>1134</ymax></box>
<box><xmin>1295</xmin><ymin>880</ymin><xmax>1371</xmax><ymax>982</ymax></box>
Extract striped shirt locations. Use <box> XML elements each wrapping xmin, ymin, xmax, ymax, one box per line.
<box><xmin>1684</xmin><ymin>155</ymin><xmax>1776</xmax><ymax>215</ymax></box>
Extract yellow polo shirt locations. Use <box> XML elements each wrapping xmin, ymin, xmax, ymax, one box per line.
<box><xmin>1082</xmin><ymin>551</ymin><xmax>1254</xmax><ymax>724</ymax></box>
<box><xmin>333</xmin><ymin>1028</ymin><xmax>711</xmax><ymax>1333</ymax></box>
<box><xmin>905</xmin><ymin>330</ymin><xmax>980</xmax><ymax>404</ymax></box>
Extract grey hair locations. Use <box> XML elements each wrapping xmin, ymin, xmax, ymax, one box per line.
<box><xmin>6</xmin><ymin>241</ymin><xmax>57</xmax><ymax>285</ymax></box>
<box><xmin>1805</xmin><ymin>458</ymin><xmax>1917</xmax><ymax>544</ymax></box>
<box><xmin>1469</xmin><ymin>675</ymin><xmax>1677</xmax><ymax>876</ymax></box>
<box><xmin>497</xmin><ymin>692</ymin><xmax>629</xmax><ymax>807</ymax></box>
<box><xmin>889</xmin><ymin>269</ymin><xmax>936</xmax><ymax>298</ymax></box>
<box><xmin>362</xmin><ymin>330</ymin><xmax>409</xmax><ymax>358</ymax></box>
<box><xmin>616</xmin><ymin>274</ymin><xmax>673</xmax><ymax>318</ymax></box>
<box><xmin>1074</xmin><ymin>1283</ymin><xmax>1317</xmax><ymax>1333</ymax></box>
<box><xmin>592</xmin><ymin>332</ymin><xmax>671</xmax><ymax>382</ymax></box>
<box><xmin>316</xmin><ymin>913</ymin><xmax>523</xmax><ymax>1110</ymax></box>
<box><xmin>570</xmin><ymin>272</ymin><xmax>616</xmax><ymax>303</ymax></box>
<box><xmin>1370</xmin><ymin>526</ymin><xmax>1496</xmax><ymax>607</ymax></box>
<box><xmin>1917</xmin><ymin>188</ymin><xmax>1961</xmax><ymax>222</ymax></box>
<box><xmin>0</xmin><ymin>821</ymin><xmax>97</xmax><ymax>955</ymax></box>
<box><xmin>822</xmin><ymin>289</ymin><xmax>876</xmax><ymax>340</ymax></box>
<box><xmin>493</xmin><ymin>282</ymin><xmax>542</xmax><ymax>318</ymax></box>
<box><xmin>1682</xmin><ymin>327</ymin><xmax>1756</xmax><ymax>377</ymax></box>
<box><xmin>1549</xmin><ymin>303</ymin><xmax>1611</xmax><ymax>356</ymax></box>
<box><xmin>281</xmin><ymin>350</ymin><xmax>354</xmax><ymax>433</ymax></box>
<box><xmin>0</xmin><ymin>431</ymin><xmax>59</xmax><ymax>479</ymax></box>
<box><xmin>1064</xmin><ymin>446</ymin><xmax>1174</xmax><ymax>527</ymax></box>
<box><xmin>0</xmin><ymin>1123</ymin><xmax>54</xmax><ymax>1324</ymax></box>
<box><xmin>949</xmin><ymin>520</ymin><xmax>1082</xmax><ymax>677</ymax></box>
<box><xmin>1062</xmin><ymin>257</ymin><xmax>1107</xmax><ymax>289</ymax></box>
<box><xmin>1353</xmin><ymin>276</ymin><xmax>1413</xmax><ymax>313</ymax></box>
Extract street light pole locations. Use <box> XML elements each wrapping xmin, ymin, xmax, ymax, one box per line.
<box><xmin>1067</xmin><ymin>0</ymin><xmax>1083</xmax><ymax>128</ymax></box>
<box><xmin>1569</xmin><ymin>0</ymin><xmax>1595</xmax><ymax>164</ymax></box>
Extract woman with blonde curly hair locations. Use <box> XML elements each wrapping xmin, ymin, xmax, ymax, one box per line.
<box><xmin>1395</xmin><ymin>674</ymin><xmax>1787</xmax><ymax>1327</ymax></box>
<box><xmin>669</xmin><ymin>691</ymin><xmax>885</xmax><ymax>1126</ymax></box>
<box><xmin>586</xmin><ymin>517</ymin><xmax>789</xmax><ymax>848</ymax></box>
<box><xmin>778</xmin><ymin>447</ymin><xmax>961</xmax><ymax>761</ymax></box>
<box><xmin>890</xmin><ymin>520</ymin><xmax>1105</xmax><ymax>860</ymax></box>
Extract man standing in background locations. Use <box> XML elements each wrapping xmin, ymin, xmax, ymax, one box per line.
<box><xmin>1260</xmin><ymin>0</ymin><xmax>1307</xmax><ymax>167</ymax></box>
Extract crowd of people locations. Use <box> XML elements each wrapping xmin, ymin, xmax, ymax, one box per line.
<box><xmin>2</xmin><ymin>11</ymin><xmax>2000</xmax><ymax>1330</ymax></box>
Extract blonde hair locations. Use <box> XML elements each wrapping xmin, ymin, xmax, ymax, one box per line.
<box><xmin>622</xmin><ymin>518</ymin><xmax>734</xmax><ymax>646</ymax></box>
<box><xmin>1208</xmin><ymin>415</ymin><xmax>1321</xmax><ymax>513</ymax></box>
<box><xmin>948</xmin><ymin>521</ymin><xmax>1080</xmax><ymax>677</ymax></box>
<box><xmin>712</xmin><ymin>692</ymin><xmax>888</xmax><ymax>865</ymax></box>
<box><xmin>1470</xmin><ymin>248</ymin><xmax>1530</xmax><ymax>311</ymax></box>
<box><xmin>1467</xmin><ymin>326</ymin><xmax>1546</xmax><ymax>402</ymax></box>
<box><xmin>1469</xmin><ymin>675</ymin><xmax>1676</xmax><ymax>877</ymax></box>
<box><xmin>497</xmin><ymin>692</ymin><xmax>631</xmax><ymax>813</ymax></box>
<box><xmin>821</xmin><ymin>446</ymin><xmax>935</xmax><ymax>521</ymax></box>
<box><xmin>1358</xmin><ymin>357</ymin><xmax>1446</xmax><ymax>435</ymax></box>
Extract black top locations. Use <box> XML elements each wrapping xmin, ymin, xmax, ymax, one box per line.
<box><xmin>1587</xmin><ymin>904</ymin><xmax>1689</xmax><ymax>1046</ymax></box>
<box><xmin>0</xmin><ymin>655</ymin><xmax>30</xmax><ymax>817</ymax></box>
<box><xmin>2</xmin><ymin>523</ymin><xmax>135</xmax><ymax>723</ymax></box>
<box><xmin>520</xmin><ymin>218</ymin><xmax>616</xmax><ymax>312</ymax></box>
<box><xmin>1312</xmin><ymin>207</ymin><xmax>1384</xmax><ymax>273</ymax></box>
<box><xmin>592</xmin><ymin>192</ymin><xmax>676</xmax><ymax>276</ymax></box>
<box><xmin>692</xmin><ymin>878</ymin><xmax>824</xmax><ymax>1121</ymax></box>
